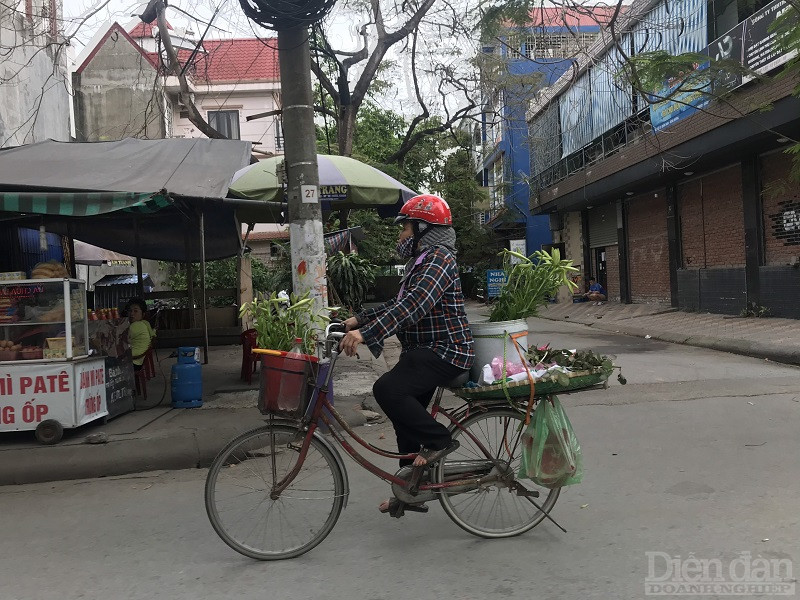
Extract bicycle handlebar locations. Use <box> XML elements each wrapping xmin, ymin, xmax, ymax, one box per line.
<box><xmin>325</xmin><ymin>322</ymin><xmax>347</xmax><ymax>338</ymax></box>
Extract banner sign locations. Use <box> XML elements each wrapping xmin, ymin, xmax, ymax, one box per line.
<box><xmin>649</xmin><ymin>62</ymin><xmax>712</xmax><ymax>133</ymax></box>
<box><xmin>0</xmin><ymin>359</ymin><xmax>108</xmax><ymax>432</ymax></box>
<box><xmin>742</xmin><ymin>0</ymin><xmax>798</xmax><ymax>82</ymax></box>
<box><xmin>707</xmin><ymin>0</ymin><xmax>797</xmax><ymax>91</ymax></box>
<box><xmin>651</xmin><ymin>0</ymin><xmax>796</xmax><ymax>132</ymax></box>
<box><xmin>486</xmin><ymin>270</ymin><xmax>507</xmax><ymax>299</ymax></box>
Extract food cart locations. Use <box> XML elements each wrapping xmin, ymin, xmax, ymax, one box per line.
<box><xmin>0</xmin><ymin>276</ymin><xmax>110</xmax><ymax>444</ymax></box>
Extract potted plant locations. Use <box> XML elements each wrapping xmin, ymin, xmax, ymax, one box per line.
<box><xmin>238</xmin><ymin>291</ymin><xmax>329</xmax><ymax>354</ymax></box>
<box><xmin>470</xmin><ymin>248</ymin><xmax>578</xmax><ymax>381</ymax></box>
<box><xmin>326</xmin><ymin>251</ymin><xmax>376</xmax><ymax>314</ymax></box>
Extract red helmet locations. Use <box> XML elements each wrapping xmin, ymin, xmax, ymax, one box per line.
<box><xmin>395</xmin><ymin>194</ymin><xmax>452</xmax><ymax>226</ymax></box>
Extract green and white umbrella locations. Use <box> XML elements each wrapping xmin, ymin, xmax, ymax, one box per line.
<box><xmin>229</xmin><ymin>154</ymin><xmax>416</xmax><ymax>219</ymax></box>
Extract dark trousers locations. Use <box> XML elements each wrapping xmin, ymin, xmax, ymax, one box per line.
<box><xmin>372</xmin><ymin>348</ymin><xmax>466</xmax><ymax>467</ymax></box>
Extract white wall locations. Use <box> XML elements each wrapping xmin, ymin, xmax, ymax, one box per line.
<box><xmin>0</xmin><ymin>2</ymin><xmax>71</xmax><ymax>146</ymax></box>
<box><xmin>171</xmin><ymin>88</ymin><xmax>283</xmax><ymax>155</ymax></box>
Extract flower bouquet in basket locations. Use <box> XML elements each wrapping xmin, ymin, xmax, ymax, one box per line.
<box><xmin>239</xmin><ymin>291</ymin><xmax>334</xmax><ymax>417</ymax></box>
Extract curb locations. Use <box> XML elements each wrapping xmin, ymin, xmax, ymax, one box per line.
<box><xmin>0</xmin><ymin>403</ymin><xmax>367</xmax><ymax>486</ymax></box>
<box><xmin>544</xmin><ymin>315</ymin><xmax>800</xmax><ymax>367</ymax></box>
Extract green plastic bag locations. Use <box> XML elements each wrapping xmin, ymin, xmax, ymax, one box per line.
<box><xmin>518</xmin><ymin>395</ymin><xmax>584</xmax><ymax>488</ymax></box>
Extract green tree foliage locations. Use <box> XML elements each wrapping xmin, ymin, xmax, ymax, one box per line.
<box><xmin>436</xmin><ymin>141</ymin><xmax>502</xmax><ymax>279</ymax></box>
<box><xmin>320</xmin><ymin>103</ymin><xmax>460</xmax><ymax>265</ymax></box>
<box><xmin>161</xmin><ymin>251</ymin><xmax>292</xmax><ymax>307</ymax></box>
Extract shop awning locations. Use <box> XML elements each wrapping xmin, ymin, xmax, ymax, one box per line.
<box><xmin>0</xmin><ymin>138</ymin><xmax>251</xmax><ymax>203</ymax></box>
<box><xmin>0</xmin><ymin>138</ymin><xmax>253</xmax><ymax>261</ymax></box>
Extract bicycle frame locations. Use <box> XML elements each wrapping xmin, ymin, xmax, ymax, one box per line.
<box><xmin>268</xmin><ymin>330</ymin><xmax>522</xmax><ymax>499</ymax></box>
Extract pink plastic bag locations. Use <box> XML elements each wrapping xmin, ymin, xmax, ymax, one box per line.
<box><xmin>490</xmin><ymin>357</ymin><xmax>526</xmax><ymax>380</ymax></box>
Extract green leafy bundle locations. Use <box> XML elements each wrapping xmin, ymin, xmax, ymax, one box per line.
<box><xmin>489</xmin><ymin>248</ymin><xmax>579</xmax><ymax>322</ymax></box>
<box><xmin>526</xmin><ymin>346</ymin><xmax>626</xmax><ymax>386</ymax></box>
<box><xmin>239</xmin><ymin>291</ymin><xmax>328</xmax><ymax>354</ymax></box>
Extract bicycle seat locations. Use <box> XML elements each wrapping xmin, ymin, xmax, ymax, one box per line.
<box><xmin>443</xmin><ymin>372</ymin><xmax>469</xmax><ymax>389</ymax></box>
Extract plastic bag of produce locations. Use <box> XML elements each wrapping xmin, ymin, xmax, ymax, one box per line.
<box><xmin>518</xmin><ymin>395</ymin><xmax>583</xmax><ymax>488</ymax></box>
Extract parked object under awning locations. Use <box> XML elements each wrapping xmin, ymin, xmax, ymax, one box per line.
<box><xmin>74</xmin><ymin>240</ymin><xmax>134</xmax><ymax>266</ymax></box>
<box><xmin>93</xmin><ymin>273</ymin><xmax>156</xmax><ymax>310</ymax></box>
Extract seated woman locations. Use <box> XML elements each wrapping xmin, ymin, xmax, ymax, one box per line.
<box><xmin>127</xmin><ymin>298</ymin><xmax>156</xmax><ymax>370</ymax></box>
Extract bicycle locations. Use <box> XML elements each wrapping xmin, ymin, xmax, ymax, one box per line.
<box><xmin>204</xmin><ymin>323</ymin><xmax>564</xmax><ymax>561</ymax></box>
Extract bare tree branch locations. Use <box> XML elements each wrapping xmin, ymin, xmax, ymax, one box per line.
<box><xmin>156</xmin><ymin>1</ymin><xmax>226</xmax><ymax>139</ymax></box>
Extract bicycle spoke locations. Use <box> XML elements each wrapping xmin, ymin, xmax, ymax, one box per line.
<box><xmin>437</xmin><ymin>408</ymin><xmax>560</xmax><ymax>538</ymax></box>
<box><xmin>206</xmin><ymin>425</ymin><xmax>345</xmax><ymax>560</ymax></box>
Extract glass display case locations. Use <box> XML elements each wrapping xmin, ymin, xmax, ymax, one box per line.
<box><xmin>0</xmin><ymin>279</ymin><xmax>89</xmax><ymax>362</ymax></box>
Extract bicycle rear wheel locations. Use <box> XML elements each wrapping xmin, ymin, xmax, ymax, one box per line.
<box><xmin>436</xmin><ymin>407</ymin><xmax>560</xmax><ymax>538</ymax></box>
<box><xmin>205</xmin><ymin>424</ymin><xmax>345</xmax><ymax>560</ymax></box>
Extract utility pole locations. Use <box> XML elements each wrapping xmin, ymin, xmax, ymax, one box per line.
<box><xmin>278</xmin><ymin>27</ymin><xmax>327</xmax><ymax>313</ymax></box>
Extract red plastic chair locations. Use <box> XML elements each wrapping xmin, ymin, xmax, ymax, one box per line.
<box><xmin>240</xmin><ymin>329</ymin><xmax>259</xmax><ymax>384</ymax></box>
<box><xmin>134</xmin><ymin>346</ymin><xmax>155</xmax><ymax>399</ymax></box>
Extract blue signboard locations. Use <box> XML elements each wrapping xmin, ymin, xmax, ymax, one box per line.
<box><xmin>486</xmin><ymin>270</ymin><xmax>507</xmax><ymax>298</ymax></box>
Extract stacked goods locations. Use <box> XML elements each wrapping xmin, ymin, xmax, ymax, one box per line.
<box><xmin>0</xmin><ymin>297</ymin><xmax>19</xmax><ymax>323</ymax></box>
<box><xmin>40</xmin><ymin>301</ymin><xmax>66</xmax><ymax>322</ymax></box>
<box><xmin>70</xmin><ymin>289</ymin><xmax>84</xmax><ymax>320</ymax></box>
<box><xmin>88</xmin><ymin>308</ymin><xmax>119</xmax><ymax>320</ymax></box>
<box><xmin>19</xmin><ymin>346</ymin><xmax>43</xmax><ymax>360</ymax></box>
<box><xmin>0</xmin><ymin>272</ymin><xmax>26</xmax><ymax>281</ymax></box>
<box><xmin>0</xmin><ymin>340</ymin><xmax>22</xmax><ymax>361</ymax></box>
<box><xmin>44</xmin><ymin>337</ymin><xmax>66</xmax><ymax>358</ymax></box>
<box><xmin>453</xmin><ymin>345</ymin><xmax>626</xmax><ymax>400</ymax></box>
<box><xmin>31</xmin><ymin>261</ymin><xmax>69</xmax><ymax>279</ymax></box>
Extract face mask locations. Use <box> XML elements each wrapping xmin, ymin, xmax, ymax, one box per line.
<box><xmin>396</xmin><ymin>236</ymin><xmax>415</xmax><ymax>259</ymax></box>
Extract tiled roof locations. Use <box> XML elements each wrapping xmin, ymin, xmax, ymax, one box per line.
<box><xmin>245</xmin><ymin>231</ymin><xmax>290</xmax><ymax>241</ymax></box>
<box><xmin>193</xmin><ymin>39</ymin><xmax>280</xmax><ymax>83</ymax></box>
<box><xmin>527</xmin><ymin>6</ymin><xmax>621</xmax><ymax>28</ymax></box>
<box><xmin>128</xmin><ymin>20</ymin><xmax>173</xmax><ymax>38</ymax></box>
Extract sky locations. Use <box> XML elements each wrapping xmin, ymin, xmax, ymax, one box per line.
<box><xmin>61</xmin><ymin>0</ymin><xmax>443</xmax><ymax>117</ymax></box>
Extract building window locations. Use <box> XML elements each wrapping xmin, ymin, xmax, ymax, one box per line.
<box><xmin>208</xmin><ymin>110</ymin><xmax>240</xmax><ymax>139</ymax></box>
<box><xmin>275</xmin><ymin>121</ymin><xmax>284</xmax><ymax>150</ymax></box>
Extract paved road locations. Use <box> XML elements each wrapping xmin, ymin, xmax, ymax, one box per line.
<box><xmin>1</xmin><ymin>319</ymin><xmax>798</xmax><ymax>600</ymax></box>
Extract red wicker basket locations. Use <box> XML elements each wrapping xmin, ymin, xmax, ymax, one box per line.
<box><xmin>256</xmin><ymin>350</ymin><xmax>319</xmax><ymax>418</ymax></box>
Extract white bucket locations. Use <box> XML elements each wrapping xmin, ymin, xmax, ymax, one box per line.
<box><xmin>469</xmin><ymin>319</ymin><xmax>529</xmax><ymax>382</ymax></box>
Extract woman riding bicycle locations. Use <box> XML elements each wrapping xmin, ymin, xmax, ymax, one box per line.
<box><xmin>339</xmin><ymin>194</ymin><xmax>474</xmax><ymax>513</ymax></box>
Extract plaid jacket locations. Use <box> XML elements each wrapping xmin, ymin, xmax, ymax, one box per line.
<box><xmin>357</xmin><ymin>246</ymin><xmax>474</xmax><ymax>370</ymax></box>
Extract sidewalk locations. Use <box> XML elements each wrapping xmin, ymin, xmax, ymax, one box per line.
<box><xmin>0</xmin><ymin>340</ymin><xmax>401</xmax><ymax>486</ymax></box>
<box><xmin>466</xmin><ymin>300</ymin><xmax>800</xmax><ymax>366</ymax></box>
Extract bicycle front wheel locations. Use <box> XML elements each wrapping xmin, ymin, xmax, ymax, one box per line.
<box><xmin>436</xmin><ymin>407</ymin><xmax>560</xmax><ymax>538</ymax></box>
<box><xmin>205</xmin><ymin>424</ymin><xmax>345</xmax><ymax>560</ymax></box>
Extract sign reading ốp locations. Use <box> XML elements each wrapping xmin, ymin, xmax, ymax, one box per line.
<box><xmin>0</xmin><ymin>359</ymin><xmax>108</xmax><ymax>431</ymax></box>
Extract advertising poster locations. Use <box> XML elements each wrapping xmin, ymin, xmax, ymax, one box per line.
<box><xmin>649</xmin><ymin>62</ymin><xmax>712</xmax><ymax>133</ymax></box>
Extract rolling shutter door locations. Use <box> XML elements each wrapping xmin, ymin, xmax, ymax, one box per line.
<box><xmin>588</xmin><ymin>205</ymin><xmax>618</xmax><ymax>248</ymax></box>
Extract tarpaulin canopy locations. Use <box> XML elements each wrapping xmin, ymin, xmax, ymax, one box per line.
<box><xmin>0</xmin><ymin>138</ymin><xmax>253</xmax><ymax>261</ymax></box>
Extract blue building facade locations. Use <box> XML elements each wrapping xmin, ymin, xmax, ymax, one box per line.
<box><xmin>478</xmin><ymin>14</ymin><xmax>607</xmax><ymax>256</ymax></box>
